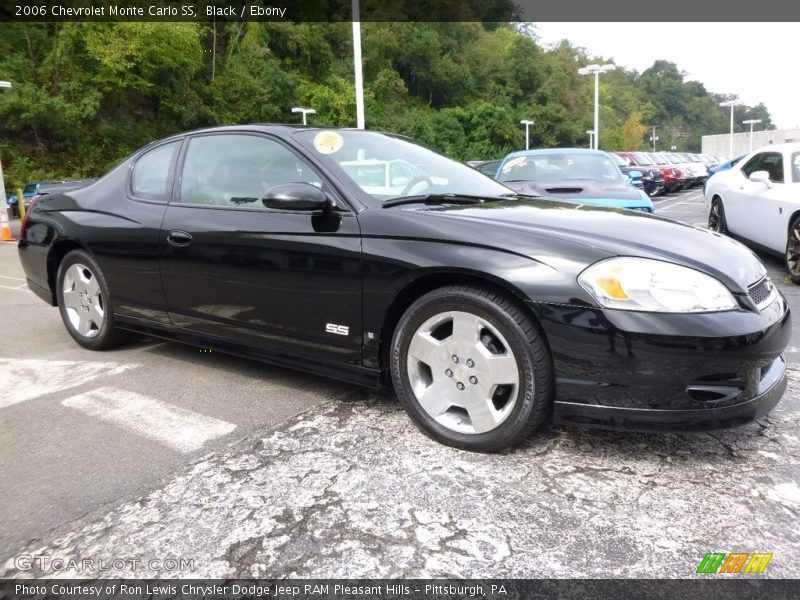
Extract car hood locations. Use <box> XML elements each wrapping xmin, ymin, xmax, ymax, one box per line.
<box><xmin>503</xmin><ymin>178</ymin><xmax>642</xmax><ymax>201</ymax></box>
<box><xmin>421</xmin><ymin>200</ymin><xmax>765</xmax><ymax>292</ymax></box>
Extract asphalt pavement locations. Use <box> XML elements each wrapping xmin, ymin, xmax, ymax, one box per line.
<box><xmin>1</xmin><ymin>189</ymin><xmax>799</xmax><ymax>578</ymax></box>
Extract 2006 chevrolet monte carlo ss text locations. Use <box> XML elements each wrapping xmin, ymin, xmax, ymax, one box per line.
<box><xmin>17</xmin><ymin>125</ymin><xmax>791</xmax><ymax>451</ymax></box>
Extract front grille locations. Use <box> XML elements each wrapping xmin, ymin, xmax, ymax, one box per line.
<box><xmin>748</xmin><ymin>278</ymin><xmax>775</xmax><ymax>308</ymax></box>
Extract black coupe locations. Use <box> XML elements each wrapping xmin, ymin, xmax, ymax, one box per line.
<box><xmin>18</xmin><ymin>126</ymin><xmax>791</xmax><ymax>451</ymax></box>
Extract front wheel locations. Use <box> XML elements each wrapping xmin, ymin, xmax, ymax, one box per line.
<box><xmin>708</xmin><ymin>198</ymin><xmax>727</xmax><ymax>234</ymax></box>
<box><xmin>57</xmin><ymin>249</ymin><xmax>130</xmax><ymax>350</ymax></box>
<box><xmin>390</xmin><ymin>285</ymin><xmax>554</xmax><ymax>452</ymax></box>
<box><xmin>786</xmin><ymin>216</ymin><xmax>800</xmax><ymax>284</ymax></box>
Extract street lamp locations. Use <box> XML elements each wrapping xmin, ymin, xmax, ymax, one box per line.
<box><xmin>352</xmin><ymin>0</ymin><xmax>365</xmax><ymax>129</ymax></box>
<box><xmin>649</xmin><ymin>125</ymin><xmax>659</xmax><ymax>152</ymax></box>
<box><xmin>291</xmin><ymin>106</ymin><xmax>316</xmax><ymax>126</ymax></box>
<box><xmin>586</xmin><ymin>130</ymin><xmax>594</xmax><ymax>148</ymax></box>
<box><xmin>742</xmin><ymin>118</ymin><xmax>762</xmax><ymax>153</ymax></box>
<box><xmin>719</xmin><ymin>99</ymin><xmax>739</xmax><ymax>158</ymax></box>
<box><xmin>520</xmin><ymin>119</ymin><xmax>534</xmax><ymax>150</ymax></box>
<box><xmin>578</xmin><ymin>63</ymin><xmax>615</xmax><ymax>150</ymax></box>
<box><xmin>0</xmin><ymin>81</ymin><xmax>11</xmax><ymax>211</ymax></box>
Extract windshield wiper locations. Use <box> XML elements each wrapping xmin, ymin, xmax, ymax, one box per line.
<box><xmin>501</xmin><ymin>192</ymin><xmax>540</xmax><ymax>199</ymax></box>
<box><xmin>382</xmin><ymin>193</ymin><xmax>489</xmax><ymax>208</ymax></box>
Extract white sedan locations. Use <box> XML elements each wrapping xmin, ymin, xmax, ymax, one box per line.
<box><xmin>704</xmin><ymin>142</ymin><xmax>800</xmax><ymax>281</ymax></box>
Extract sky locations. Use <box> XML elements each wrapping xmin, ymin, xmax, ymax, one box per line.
<box><xmin>534</xmin><ymin>23</ymin><xmax>800</xmax><ymax>130</ymax></box>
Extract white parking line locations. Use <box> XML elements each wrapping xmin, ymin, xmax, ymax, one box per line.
<box><xmin>0</xmin><ymin>358</ymin><xmax>139</xmax><ymax>409</ymax></box>
<box><xmin>62</xmin><ymin>387</ymin><xmax>236</xmax><ymax>453</ymax></box>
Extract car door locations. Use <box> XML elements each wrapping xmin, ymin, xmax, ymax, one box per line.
<box><xmin>738</xmin><ymin>152</ymin><xmax>789</xmax><ymax>252</ymax></box>
<box><xmin>723</xmin><ymin>152</ymin><xmax>765</xmax><ymax>236</ymax></box>
<box><xmin>726</xmin><ymin>152</ymin><xmax>786</xmax><ymax>250</ymax></box>
<box><xmin>158</xmin><ymin>132</ymin><xmax>363</xmax><ymax>365</ymax></box>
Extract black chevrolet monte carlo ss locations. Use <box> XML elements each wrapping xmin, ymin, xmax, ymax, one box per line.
<box><xmin>18</xmin><ymin>125</ymin><xmax>791</xmax><ymax>451</ymax></box>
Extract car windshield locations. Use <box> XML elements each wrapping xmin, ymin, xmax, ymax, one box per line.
<box><xmin>632</xmin><ymin>153</ymin><xmax>654</xmax><ymax>165</ymax></box>
<box><xmin>293</xmin><ymin>130</ymin><xmax>512</xmax><ymax>203</ymax></box>
<box><xmin>648</xmin><ymin>153</ymin><xmax>667</xmax><ymax>165</ymax></box>
<box><xmin>23</xmin><ymin>184</ymin><xmax>37</xmax><ymax>194</ymax></box>
<box><xmin>609</xmin><ymin>153</ymin><xmax>628</xmax><ymax>166</ymax></box>
<box><xmin>496</xmin><ymin>152</ymin><xmax>625</xmax><ymax>183</ymax></box>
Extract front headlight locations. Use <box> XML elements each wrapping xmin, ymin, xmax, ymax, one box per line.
<box><xmin>578</xmin><ymin>257</ymin><xmax>737</xmax><ymax>312</ymax></box>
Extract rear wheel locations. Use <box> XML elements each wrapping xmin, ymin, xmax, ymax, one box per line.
<box><xmin>390</xmin><ymin>285</ymin><xmax>553</xmax><ymax>452</ymax></box>
<box><xmin>708</xmin><ymin>198</ymin><xmax>727</xmax><ymax>234</ymax></box>
<box><xmin>57</xmin><ymin>250</ymin><xmax>130</xmax><ymax>350</ymax></box>
<box><xmin>786</xmin><ymin>216</ymin><xmax>800</xmax><ymax>284</ymax></box>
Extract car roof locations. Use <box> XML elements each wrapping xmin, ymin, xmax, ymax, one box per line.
<box><xmin>750</xmin><ymin>142</ymin><xmax>800</xmax><ymax>153</ymax></box>
<box><xmin>142</xmin><ymin>124</ymin><xmax>411</xmax><ymax>152</ymax></box>
<box><xmin>503</xmin><ymin>148</ymin><xmax>608</xmax><ymax>160</ymax></box>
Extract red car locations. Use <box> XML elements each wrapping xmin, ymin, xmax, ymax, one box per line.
<box><xmin>616</xmin><ymin>151</ymin><xmax>685</xmax><ymax>194</ymax></box>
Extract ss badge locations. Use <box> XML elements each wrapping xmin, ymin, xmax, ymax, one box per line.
<box><xmin>325</xmin><ymin>323</ymin><xmax>350</xmax><ymax>336</ymax></box>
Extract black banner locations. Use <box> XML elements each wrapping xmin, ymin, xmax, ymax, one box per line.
<box><xmin>2</xmin><ymin>0</ymin><xmax>800</xmax><ymax>22</ymax></box>
<box><xmin>2</xmin><ymin>580</ymin><xmax>800</xmax><ymax>600</ymax></box>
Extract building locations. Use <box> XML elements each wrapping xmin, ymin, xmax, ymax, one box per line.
<box><xmin>702</xmin><ymin>128</ymin><xmax>800</xmax><ymax>159</ymax></box>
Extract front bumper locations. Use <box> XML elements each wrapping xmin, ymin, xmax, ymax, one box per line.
<box><xmin>553</xmin><ymin>354</ymin><xmax>786</xmax><ymax>431</ymax></box>
<box><xmin>530</xmin><ymin>292</ymin><xmax>791</xmax><ymax>431</ymax></box>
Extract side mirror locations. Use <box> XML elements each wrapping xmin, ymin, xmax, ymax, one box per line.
<box><xmin>262</xmin><ymin>183</ymin><xmax>330</xmax><ymax>211</ymax></box>
<box><xmin>749</xmin><ymin>170</ymin><xmax>772</xmax><ymax>188</ymax></box>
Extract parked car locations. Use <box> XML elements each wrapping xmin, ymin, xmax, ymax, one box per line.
<box><xmin>466</xmin><ymin>159</ymin><xmax>502</xmax><ymax>178</ymax></box>
<box><xmin>643</xmin><ymin>152</ymin><xmax>687</xmax><ymax>193</ymax></box>
<box><xmin>676</xmin><ymin>152</ymin><xmax>709</xmax><ymax>186</ymax></box>
<box><xmin>662</xmin><ymin>152</ymin><xmax>698</xmax><ymax>188</ymax></box>
<box><xmin>18</xmin><ymin>126</ymin><xmax>789</xmax><ymax>451</ymax></box>
<box><xmin>708</xmin><ymin>154</ymin><xmax>745</xmax><ymax>175</ymax></box>
<box><xmin>610</xmin><ymin>152</ymin><xmax>665</xmax><ymax>197</ymax></box>
<box><xmin>705</xmin><ymin>143</ymin><xmax>800</xmax><ymax>282</ymax></box>
<box><xmin>7</xmin><ymin>179</ymin><xmax>96</xmax><ymax>217</ymax></box>
<box><xmin>494</xmin><ymin>148</ymin><xmax>654</xmax><ymax>212</ymax></box>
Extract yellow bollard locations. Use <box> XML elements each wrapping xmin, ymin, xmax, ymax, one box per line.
<box><xmin>16</xmin><ymin>188</ymin><xmax>25</xmax><ymax>220</ymax></box>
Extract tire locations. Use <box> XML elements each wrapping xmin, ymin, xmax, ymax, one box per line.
<box><xmin>708</xmin><ymin>198</ymin><xmax>728</xmax><ymax>234</ymax></box>
<box><xmin>786</xmin><ymin>216</ymin><xmax>800</xmax><ymax>284</ymax></box>
<box><xmin>390</xmin><ymin>285</ymin><xmax>554</xmax><ymax>452</ymax></box>
<box><xmin>56</xmin><ymin>249</ymin><xmax>130</xmax><ymax>350</ymax></box>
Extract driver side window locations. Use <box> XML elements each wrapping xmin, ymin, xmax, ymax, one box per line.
<box><xmin>178</xmin><ymin>134</ymin><xmax>322</xmax><ymax>207</ymax></box>
<box><xmin>740</xmin><ymin>153</ymin><xmax>764</xmax><ymax>178</ymax></box>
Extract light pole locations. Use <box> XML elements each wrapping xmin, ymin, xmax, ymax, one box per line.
<box><xmin>649</xmin><ymin>125</ymin><xmax>659</xmax><ymax>151</ymax></box>
<box><xmin>520</xmin><ymin>119</ymin><xmax>534</xmax><ymax>150</ymax></box>
<box><xmin>586</xmin><ymin>130</ymin><xmax>594</xmax><ymax>148</ymax></box>
<box><xmin>352</xmin><ymin>0</ymin><xmax>365</xmax><ymax>129</ymax></box>
<box><xmin>742</xmin><ymin>118</ymin><xmax>762</xmax><ymax>152</ymax></box>
<box><xmin>0</xmin><ymin>81</ymin><xmax>11</xmax><ymax>209</ymax></box>
<box><xmin>719</xmin><ymin>99</ymin><xmax>739</xmax><ymax>158</ymax></box>
<box><xmin>578</xmin><ymin>63</ymin><xmax>615</xmax><ymax>150</ymax></box>
<box><xmin>291</xmin><ymin>106</ymin><xmax>316</xmax><ymax>126</ymax></box>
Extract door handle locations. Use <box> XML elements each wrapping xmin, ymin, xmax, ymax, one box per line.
<box><xmin>167</xmin><ymin>230</ymin><xmax>193</xmax><ymax>247</ymax></box>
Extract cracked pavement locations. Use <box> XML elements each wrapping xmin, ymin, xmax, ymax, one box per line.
<box><xmin>3</xmin><ymin>376</ymin><xmax>800</xmax><ymax>578</ymax></box>
<box><xmin>2</xmin><ymin>192</ymin><xmax>800</xmax><ymax>578</ymax></box>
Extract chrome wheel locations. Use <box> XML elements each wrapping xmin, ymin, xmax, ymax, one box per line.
<box><xmin>62</xmin><ymin>263</ymin><xmax>105</xmax><ymax>338</ymax></box>
<box><xmin>406</xmin><ymin>310</ymin><xmax>520</xmax><ymax>434</ymax></box>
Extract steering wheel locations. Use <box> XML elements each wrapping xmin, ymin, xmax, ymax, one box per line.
<box><xmin>401</xmin><ymin>176</ymin><xmax>434</xmax><ymax>196</ymax></box>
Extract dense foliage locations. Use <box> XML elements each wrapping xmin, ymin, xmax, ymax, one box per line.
<box><xmin>0</xmin><ymin>22</ymin><xmax>774</xmax><ymax>189</ymax></box>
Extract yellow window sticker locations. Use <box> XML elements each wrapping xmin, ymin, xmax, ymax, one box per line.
<box><xmin>314</xmin><ymin>131</ymin><xmax>344</xmax><ymax>155</ymax></box>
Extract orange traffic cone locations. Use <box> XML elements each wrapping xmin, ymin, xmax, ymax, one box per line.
<box><xmin>0</xmin><ymin>209</ymin><xmax>14</xmax><ymax>242</ymax></box>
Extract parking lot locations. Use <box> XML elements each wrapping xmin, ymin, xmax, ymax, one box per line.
<box><xmin>2</xmin><ymin>187</ymin><xmax>800</xmax><ymax>578</ymax></box>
